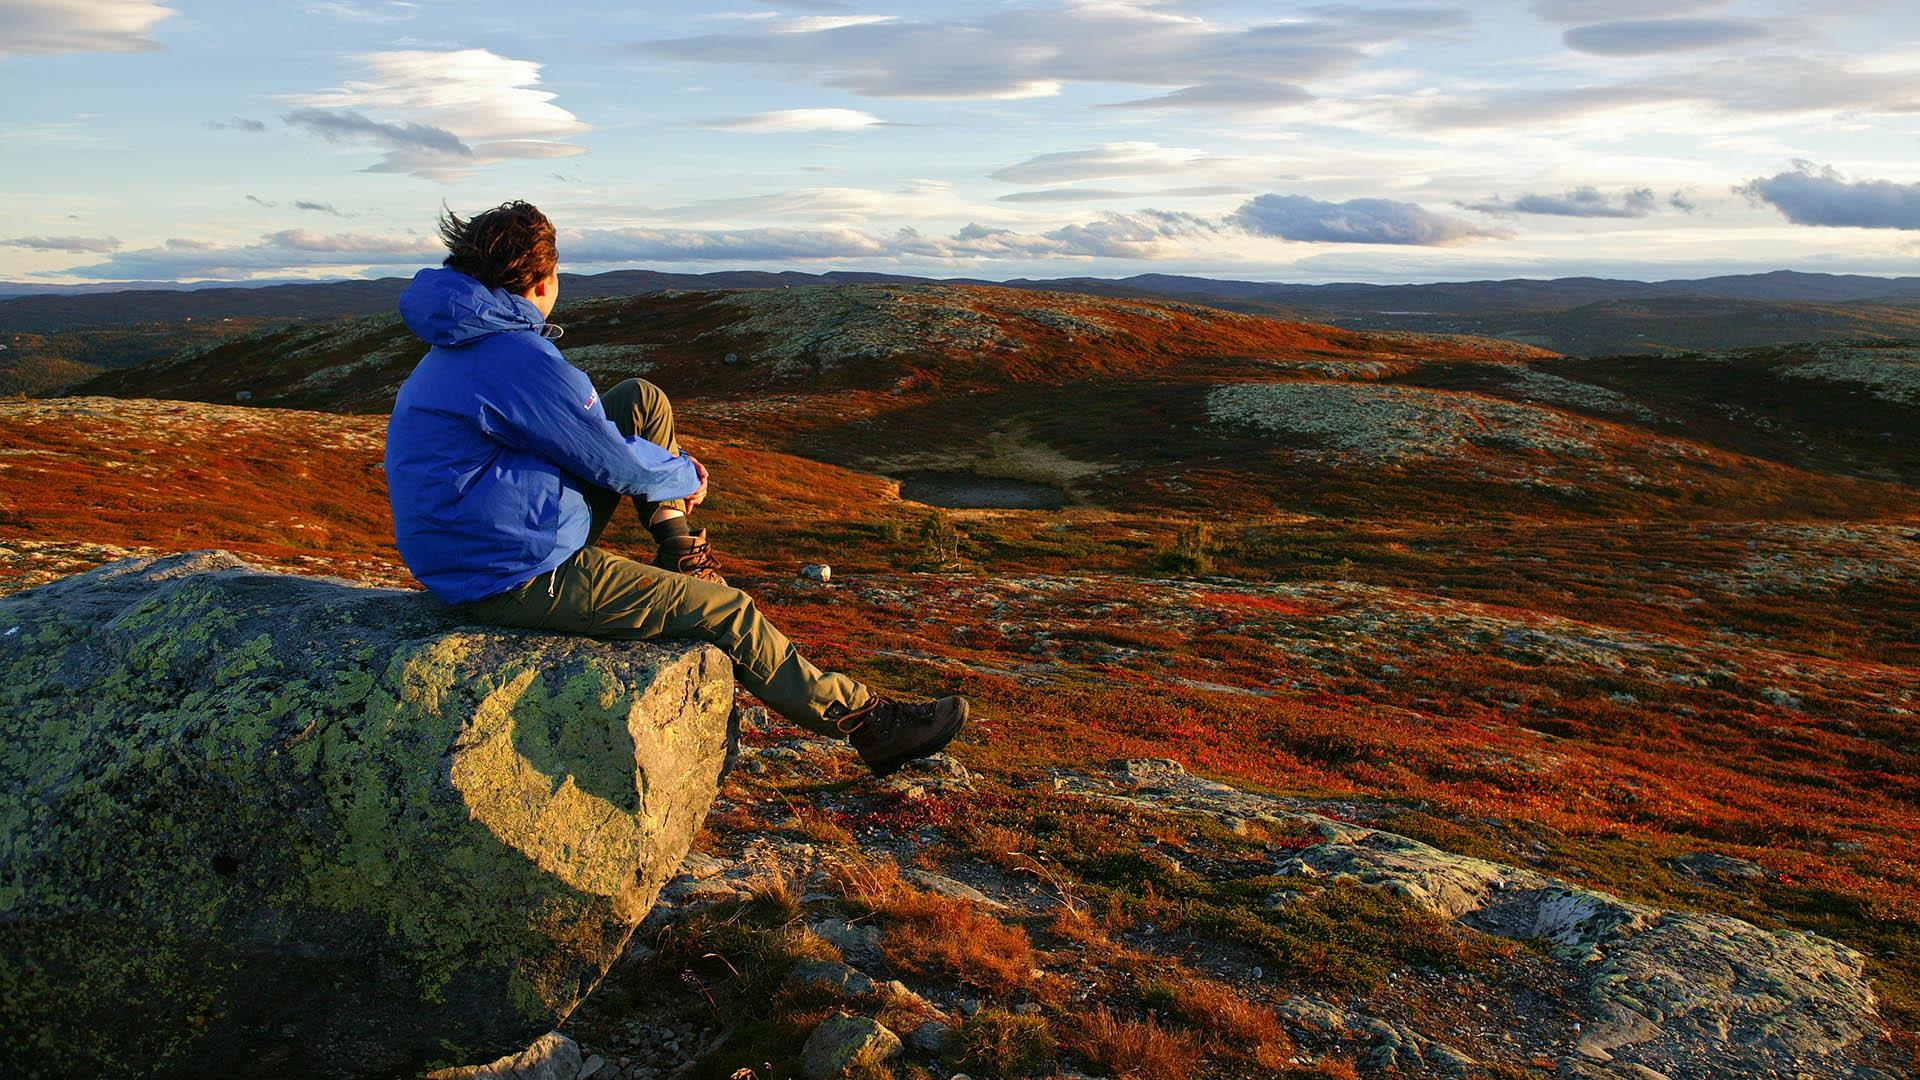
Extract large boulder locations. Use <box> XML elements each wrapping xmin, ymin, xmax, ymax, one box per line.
<box><xmin>0</xmin><ymin>552</ymin><xmax>735</xmax><ymax>1078</ymax></box>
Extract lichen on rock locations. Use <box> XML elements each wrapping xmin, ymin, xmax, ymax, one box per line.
<box><xmin>0</xmin><ymin>551</ymin><xmax>734</xmax><ymax>1078</ymax></box>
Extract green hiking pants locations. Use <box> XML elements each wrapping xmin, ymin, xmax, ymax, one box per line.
<box><xmin>455</xmin><ymin>377</ymin><xmax>871</xmax><ymax>736</ymax></box>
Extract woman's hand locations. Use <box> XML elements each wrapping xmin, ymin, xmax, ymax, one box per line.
<box><xmin>686</xmin><ymin>454</ymin><xmax>709</xmax><ymax>509</ymax></box>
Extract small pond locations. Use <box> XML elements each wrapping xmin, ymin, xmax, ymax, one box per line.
<box><xmin>896</xmin><ymin>470</ymin><xmax>1068</xmax><ymax>510</ymax></box>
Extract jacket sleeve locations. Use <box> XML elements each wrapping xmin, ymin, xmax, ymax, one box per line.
<box><xmin>474</xmin><ymin>345</ymin><xmax>702</xmax><ymax>500</ymax></box>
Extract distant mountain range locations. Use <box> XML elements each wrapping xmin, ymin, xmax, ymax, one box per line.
<box><xmin>5</xmin><ymin>269</ymin><xmax>1920</xmax><ymax>396</ymax></box>
<box><xmin>4</xmin><ymin>268</ymin><xmax>1918</xmax><ymax>333</ymax></box>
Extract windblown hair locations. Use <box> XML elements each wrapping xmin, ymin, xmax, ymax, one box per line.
<box><xmin>437</xmin><ymin>200</ymin><xmax>557</xmax><ymax>294</ymax></box>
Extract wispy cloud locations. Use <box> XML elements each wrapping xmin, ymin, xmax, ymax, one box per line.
<box><xmin>706</xmin><ymin>108</ymin><xmax>884</xmax><ymax>133</ymax></box>
<box><xmin>293</xmin><ymin>199</ymin><xmax>351</xmax><ymax>217</ymax></box>
<box><xmin>207</xmin><ymin>116</ymin><xmax>268</xmax><ymax>132</ymax></box>
<box><xmin>1467</xmin><ymin>187</ymin><xmax>1668</xmax><ymax>218</ymax></box>
<box><xmin>1233</xmin><ymin>194</ymin><xmax>1502</xmax><ymax>245</ymax></box>
<box><xmin>59</xmin><ymin>229</ymin><xmax>441</xmax><ymax>279</ymax></box>
<box><xmin>638</xmin><ymin>2</ymin><xmax>1466</xmax><ymax>102</ymax></box>
<box><xmin>1562</xmin><ymin>18</ymin><xmax>1771</xmax><ymax>57</ymax></box>
<box><xmin>997</xmin><ymin>185</ymin><xmax>1249</xmax><ymax>203</ymax></box>
<box><xmin>0</xmin><ymin>0</ymin><xmax>175</xmax><ymax>57</ymax></box>
<box><xmin>1531</xmin><ymin>0</ymin><xmax>1728</xmax><ymax>22</ymax></box>
<box><xmin>1738</xmin><ymin>162</ymin><xmax>1920</xmax><ymax>230</ymax></box>
<box><xmin>990</xmin><ymin>142</ymin><xmax>1224</xmax><ymax>185</ymax></box>
<box><xmin>2</xmin><ymin>234</ymin><xmax>123</xmax><ymax>253</ymax></box>
<box><xmin>1401</xmin><ymin>55</ymin><xmax>1920</xmax><ymax>129</ymax></box>
<box><xmin>283</xmin><ymin>49</ymin><xmax>588</xmax><ymax>181</ymax></box>
<box><xmin>1104</xmin><ymin>79</ymin><xmax>1313</xmax><ymax>110</ymax></box>
<box><xmin>305</xmin><ymin>0</ymin><xmax>415</xmax><ymax>22</ymax></box>
<box><xmin>562</xmin><ymin>208</ymin><xmax>1220</xmax><ymax>263</ymax></box>
<box><xmin>283</xmin><ymin>107</ymin><xmax>472</xmax><ymax>156</ymax></box>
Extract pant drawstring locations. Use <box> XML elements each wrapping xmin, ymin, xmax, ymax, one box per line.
<box><xmin>547</xmin><ymin>566</ymin><xmax>559</xmax><ymax>598</ymax></box>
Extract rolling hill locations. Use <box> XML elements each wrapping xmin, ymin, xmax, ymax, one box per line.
<box><xmin>8</xmin><ymin>282</ymin><xmax>1917</xmax><ymax>1077</ymax></box>
<box><xmin>9</xmin><ymin>269</ymin><xmax>1920</xmax><ymax>399</ymax></box>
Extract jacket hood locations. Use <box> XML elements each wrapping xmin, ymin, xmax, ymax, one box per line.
<box><xmin>397</xmin><ymin>266</ymin><xmax>548</xmax><ymax>347</ymax></box>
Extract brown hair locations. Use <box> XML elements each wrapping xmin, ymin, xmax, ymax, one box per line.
<box><xmin>437</xmin><ymin>200</ymin><xmax>557</xmax><ymax>294</ymax></box>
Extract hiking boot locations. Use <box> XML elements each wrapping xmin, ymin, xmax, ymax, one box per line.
<box><xmin>830</xmin><ymin>694</ymin><xmax>969</xmax><ymax>778</ymax></box>
<box><xmin>651</xmin><ymin>529</ymin><xmax>727</xmax><ymax>585</ymax></box>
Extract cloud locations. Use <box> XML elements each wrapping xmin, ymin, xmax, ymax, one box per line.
<box><xmin>3</xmin><ymin>234</ymin><xmax>122</xmax><ymax>253</ymax></box>
<box><xmin>558</xmin><ymin>208</ymin><xmax>1219</xmax><ymax>265</ymax></box>
<box><xmin>1104</xmin><ymin>79</ymin><xmax>1314</xmax><ymax>110</ymax></box>
<box><xmin>1404</xmin><ymin>56</ymin><xmax>1920</xmax><ymax>129</ymax></box>
<box><xmin>305</xmin><ymin>0</ymin><xmax>415</xmax><ymax>22</ymax></box>
<box><xmin>706</xmin><ymin>108</ymin><xmax>883</xmax><ymax>133</ymax></box>
<box><xmin>563</xmin><ymin>226</ymin><xmax>886</xmax><ymax>263</ymax></box>
<box><xmin>998</xmin><ymin>188</ymin><xmax>1145</xmax><ymax>203</ymax></box>
<box><xmin>637</xmin><ymin>2</ymin><xmax>1468</xmax><ymax>102</ymax></box>
<box><xmin>283</xmin><ymin>49</ymin><xmax>588</xmax><ymax>180</ymax></box>
<box><xmin>1232</xmin><ymin>193</ymin><xmax>1501</xmax><ymax>245</ymax></box>
<box><xmin>293</xmin><ymin>199</ymin><xmax>350</xmax><ymax>217</ymax></box>
<box><xmin>1563</xmin><ymin>19</ymin><xmax>1771</xmax><ymax>57</ymax></box>
<box><xmin>997</xmin><ymin>184</ymin><xmax>1249</xmax><ymax>203</ymax></box>
<box><xmin>1738</xmin><ymin>161</ymin><xmax>1920</xmax><ymax>229</ymax></box>
<box><xmin>0</xmin><ymin>0</ymin><xmax>175</xmax><ymax>57</ymax></box>
<box><xmin>283</xmin><ymin>107</ymin><xmax>472</xmax><ymax>156</ymax></box>
<box><xmin>208</xmin><ymin>116</ymin><xmax>268</xmax><ymax>132</ymax></box>
<box><xmin>990</xmin><ymin>142</ymin><xmax>1222</xmax><ymax>185</ymax></box>
<box><xmin>1532</xmin><ymin>0</ymin><xmax>1728</xmax><ymax>21</ymax></box>
<box><xmin>58</xmin><ymin>230</ymin><xmax>442</xmax><ymax>280</ymax></box>
<box><xmin>244</xmin><ymin>195</ymin><xmax>276</xmax><ymax>207</ymax></box>
<box><xmin>1468</xmin><ymin>186</ymin><xmax>1661</xmax><ymax>218</ymax></box>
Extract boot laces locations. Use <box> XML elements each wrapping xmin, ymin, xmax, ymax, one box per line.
<box><xmin>667</xmin><ymin>534</ymin><xmax>725</xmax><ymax>579</ymax></box>
<box><xmin>834</xmin><ymin>694</ymin><xmax>897</xmax><ymax>736</ymax></box>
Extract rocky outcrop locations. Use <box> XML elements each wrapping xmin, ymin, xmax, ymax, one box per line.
<box><xmin>1052</xmin><ymin>758</ymin><xmax>1898</xmax><ymax>1080</ymax></box>
<box><xmin>0</xmin><ymin>552</ymin><xmax>735</xmax><ymax>1078</ymax></box>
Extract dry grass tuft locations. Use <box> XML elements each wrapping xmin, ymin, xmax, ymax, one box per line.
<box><xmin>1071</xmin><ymin>1005</ymin><xmax>1203</xmax><ymax>1079</ymax></box>
<box><xmin>743</xmin><ymin>864</ymin><xmax>802</xmax><ymax>924</ymax></box>
<box><xmin>1141</xmin><ymin>976</ymin><xmax>1293</xmax><ymax>1061</ymax></box>
<box><xmin>827</xmin><ymin>852</ymin><xmax>905</xmax><ymax>909</ymax></box>
<box><xmin>842</xmin><ymin>1040</ymin><xmax>899</xmax><ymax>1080</ymax></box>
<box><xmin>881</xmin><ymin>889</ymin><xmax>1036</xmax><ymax>994</ymax></box>
<box><xmin>786</xmin><ymin>806</ymin><xmax>856</xmax><ymax>847</ymax></box>
<box><xmin>952</xmin><ymin>1008</ymin><xmax>1055</xmax><ymax>1078</ymax></box>
<box><xmin>827</xmin><ymin>852</ymin><xmax>1036</xmax><ymax>993</ymax></box>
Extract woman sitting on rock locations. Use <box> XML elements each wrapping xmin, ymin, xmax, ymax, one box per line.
<box><xmin>383</xmin><ymin>200</ymin><xmax>966</xmax><ymax>777</ymax></box>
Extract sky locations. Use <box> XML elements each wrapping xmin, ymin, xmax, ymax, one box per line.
<box><xmin>2</xmin><ymin>0</ymin><xmax>1918</xmax><ymax>286</ymax></box>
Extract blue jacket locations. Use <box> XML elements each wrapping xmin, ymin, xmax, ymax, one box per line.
<box><xmin>385</xmin><ymin>267</ymin><xmax>700</xmax><ymax>604</ymax></box>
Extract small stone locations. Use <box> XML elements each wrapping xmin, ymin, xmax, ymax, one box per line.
<box><xmin>799</xmin><ymin>1013</ymin><xmax>901</xmax><ymax>1080</ymax></box>
<box><xmin>800</xmin><ymin>563</ymin><xmax>832</xmax><ymax>583</ymax></box>
<box><xmin>1668</xmin><ymin>852</ymin><xmax>1768</xmax><ymax>887</ymax></box>
<box><xmin>234</xmin><ymin>389</ymin><xmax>254</xmax><ymax>402</ymax></box>
<box><xmin>907</xmin><ymin>1020</ymin><xmax>952</xmax><ymax>1055</ymax></box>
<box><xmin>901</xmin><ymin>869</ymin><xmax>1004</xmax><ymax>909</ymax></box>
<box><xmin>678</xmin><ymin>851</ymin><xmax>731</xmax><ymax>881</ymax></box>
<box><xmin>578</xmin><ymin>1053</ymin><xmax>608</xmax><ymax>1078</ymax></box>
<box><xmin>806</xmin><ymin>918</ymin><xmax>883</xmax><ymax>966</ymax></box>
<box><xmin>1275</xmin><ymin>997</ymin><xmax>1347</xmax><ymax>1033</ymax></box>
<box><xmin>786</xmin><ymin>959</ymin><xmax>876</xmax><ymax>997</ymax></box>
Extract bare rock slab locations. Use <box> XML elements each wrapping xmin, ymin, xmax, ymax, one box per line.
<box><xmin>0</xmin><ymin>552</ymin><xmax>735</xmax><ymax>1078</ymax></box>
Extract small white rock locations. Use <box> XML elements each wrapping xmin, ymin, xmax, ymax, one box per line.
<box><xmin>800</xmin><ymin>563</ymin><xmax>832</xmax><ymax>583</ymax></box>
